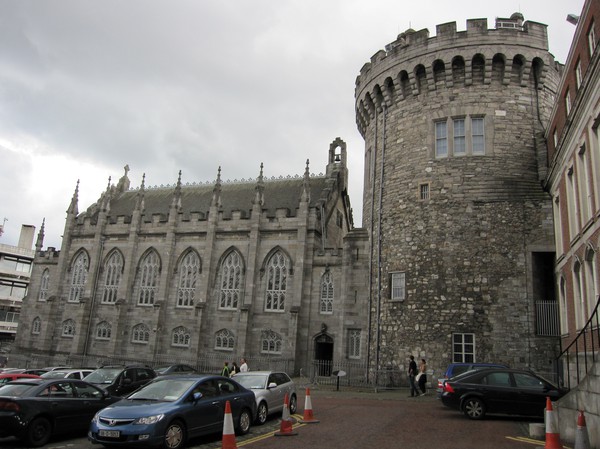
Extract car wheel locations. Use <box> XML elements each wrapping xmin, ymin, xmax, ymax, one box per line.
<box><xmin>463</xmin><ymin>397</ymin><xmax>486</xmax><ymax>420</ymax></box>
<box><xmin>163</xmin><ymin>420</ymin><xmax>186</xmax><ymax>449</ymax></box>
<box><xmin>236</xmin><ymin>408</ymin><xmax>251</xmax><ymax>435</ymax></box>
<box><xmin>256</xmin><ymin>401</ymin><xmax>268</xmax><ymax>425</ymax></box>
<box><xmin>289</xmin><ymin>394</ymin><xmax>298</xmax><ymax>414</ymax></box>
<box><xmin>25</xmin><ymin>416</ymin><xmax>52</xmax><ymax>447</ymax></box>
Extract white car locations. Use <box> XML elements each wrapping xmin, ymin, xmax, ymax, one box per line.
<box><xmin>41</xmin><ymin>368</ymin><xmax>94</xmax><ymax>380</ymax></box>
<box><xmin>233</xmin><ymin>370</ymin><xmax>297</xmax><ymax>425</ymax></box>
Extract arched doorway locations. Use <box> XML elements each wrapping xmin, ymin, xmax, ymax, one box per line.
<box><xmin>314</xmin><ymin>332</ymin><xmax>333</xmax><ymax>376</ymax></box>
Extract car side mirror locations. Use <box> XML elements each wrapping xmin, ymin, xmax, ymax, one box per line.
<box><xmin>121</xmin><ymin>378</ymin><xmax>132</xmax><ymax>386</ymax></box>
<box><xmin>193</xmin><ymin>392</ymin><xmax>203</xmax><ymax>402</ymax></box>
<box><xmin>267</xmin><ymin>382</ymin><xmax>277</xmax><ymax>389</ymax></box>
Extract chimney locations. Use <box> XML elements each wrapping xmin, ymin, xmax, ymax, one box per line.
<box><xmin>18</xmin><ymin>224</ymin><xmax>36</xmax><ymax>250</ymax></box>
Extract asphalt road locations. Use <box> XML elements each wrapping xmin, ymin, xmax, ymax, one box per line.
<box><xmin>0</xmin><ymin>388</ymin><xmax>547</xmax><ymax>449</ymax></box>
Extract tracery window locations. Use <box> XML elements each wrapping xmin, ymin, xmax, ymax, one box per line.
<box><xmin>39</xmin><ymin>269</ymin><xmax>50</xmax><ymax>301</ymax></box>
<box><xmin>177</xmin><ymin>251</ymin><xmax>200</xmax><ymax>308</ymax></box>
<box><xmin>261</xmin><ymin>330</ymin><xmax>282</xmax><ymax>354</ymax></box>
<box><xmin>219</xmin><ymin>251</ymin><xmax>243</xmax><ymax>309</ymax></box>
<box><xmin>102</xmin><ymin>251</ymin><xmax>123</xmax><ymax>304</ymax></box>
<box><xmin>265</xmin><ymin>251</ymin><xmax>287</xmax><ymax>312</ymax></box>
<box><xmin>348</xmin><ymin>329</ymin><xmax>361</xmax><ymax>359</ymax></box>
<box><xmin>32</xmin><ymin>317</ymin><xmax>41</xmax><ymax>335</ymax></box>
<box><xmin>62</xmin><ymin>319</ymin><xmax>75</xmax><ymax>337</ymax></box>
<box><xmin>215</xmin><ymin>329</ymin><xmax>235</xmax><ymax>350</ymax></box>
<box><xmin>172</xmin><ymin>326</ymin><xmax>191</xmax><ymax>347</ymax></box>
<box><xmin>138</xmin><ymin>250</ymin><xmax>160</xmax><ymax>306</ymax></box>
<box><xmin>96</xmin><ymin>321</ymin><xmax>112</xmax><ymax>340</ymax></box>
<box><xmin>320</xmin><ymin>271</ymin><xmax>334</xmax><ymax>314</ymax></box>
<box><xmin>68</xmin><ymin>251</ymin><xmax>89</xmax><ymax>303</ymax></box>
<box><xmin>132</xmin><ymin>323</ymin><xmax>150</xmax><ymax>343</ymax></box>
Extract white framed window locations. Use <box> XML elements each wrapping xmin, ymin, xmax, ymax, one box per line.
<box><xmin>559</xmin><ymin>276</ymin><xmax>569</xmax><ymax>334</ymax></box>
<box><xmin>215</xmin><ymin>329</ymin><xmax>235</xmax><ymax>350</ymax></box>
<box><xmin>471</xmin><ymin>117</ymin><xmax>485</xmax><ymax>154</ymax></box>
<box><xmin>452</xmin><ymin>333</ymin><xmax>475</xmax><ymax>363</ymax></box>
<box><xmin>265</xmin><ymin>251</ymin><xmax>287</xmax><ymax>312</ymax></box>
<box><xmin>62</xmin><ymin>319</ymin><xmax>76</xmax><ymax>337</ymax></box>
<box><xmin>96</xmin><ymin>321</ymin><xmax>111</xmax><ymax>340</ymax></box>
<box><xmin>589</xmin><ymin>21</ymin><xmax>596</xmax><ymax>58</ymax></box>
<box><xmin>132</xmin><ymin>323</ymin><xmax>150</xmax><ymax>343</ymax></box>
<box><xmin>219</xmin><ymin>251</ymin><xmax>242</xmax><ymax>310</ymax></box>
<box><xmin>138</xmin><ymin>251</ymin><xmax>160</xmax><ymax>306</ymax></box>
<box><xmin>348</xmin><ymin>329</ymin><xmax>361</xmax><ymax>359</ymax></box>
<box><xmin>578</xmin><ymin>145</ymin><xmax>593</xmax><ymax>223</ymax></box>
<box><xmin>566</xmin><ymin>166</ymin><xmax>580</xmax><ymax>239</ymax></box>
<box><xmin>565</xmin><ymin>89</ymin><xmax>571</xmax><ymax>116</ymax></box>
<box><xmin>39</xmin><ymin>269</ymin><xmax>50</xmax><ymax>301</ymax></box>
<box><xmin>320</xmin><ymin>271</ymin><xmax>334</xmax><ymax>314</ymax></box>
<box><xmin>419</xmin><ymin>183</ymin><xmax>430</xmax><ymax>200</ymax></box>
<box><xmin>102</xmin><ymin>251</ymin><xmax>123</xmax><ymax>304</ymax></box>
<box><xmin>177</xmin><ymin>251</ymin><xmax>200</xmax><ymax>308</ymax></box>
<box><xmin>435</xmin><ymin>121</ymin><xmax>448</xmax><ymax>157</ymax></box>
<box><xmin>585</xmin><ymin>248</ymin><xmax>598</xmax><ymax>318</ymax></box>
<box><xmin>553</xmin><ymin>129</ymin><xmax>558</xmax><ymax>148</ymax></box>
<box><xmin>453</xmin><ymin>118</ymin><xmax>466</xmax><ymax>155</ymax></box>
<box><xmin>575</xmin><ymin>59</ymin><xmax>582</xmax><ymax>90</ymax></box>
<box><xmin>390</xmin><ymin>272</ymin><xmax>406</xmax><ymax>301</ymax></box>
<box><xmin>553</xmin><ymin>196</ymin><xmax>563</xmax><ymax>257</ymax></box>
<box><xmin>172</xmin><ymin>326</ymin><xmax>191</xmax><ymax>347</ymax></box>
<box><xmin>32</xmin><ymin>317</ymin><xmax>41</xmax><ymax>335</ymax></box>
<box><xmin>574</xmin><ymin>261</ymin><xmax>585</xmax><ymax>330</ymax></box>
<box><xmin>68</xmin><ymin>251</ymin><xmax>88</xmax><ymax>303</ymax></box>
<box><xmin>261</xmin><ymin>329</ymin><xmax>282</xmax><ymax>354</ymax></box>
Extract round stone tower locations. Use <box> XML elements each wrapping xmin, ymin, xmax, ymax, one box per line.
<box><xmin>355</xmin><ymin>14</ymin><xmax>561</xmax><ymax>377</ymax></box>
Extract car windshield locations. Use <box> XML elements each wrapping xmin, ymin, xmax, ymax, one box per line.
<box><xmin>129</xmin><ymin>379</ymin><xmax>196</xmax><ymax>402</ymax></box>
<box><xmin>0</xmin><ymin>382</ymin><xmax>38</xmax><ymax>397</ymax></box>
<box><xmin>41</xmin><ymin>371</ymin><xmax>68</xmax><ymax>379</ymax></box>
<box><xmin>84</xmin><ymin>368</ymin><xmax>123</xmax><ymax>384</ymax></box>
<box><xmin>233</xmin><ymin>374</ymin><xmax>267</xmax><ymax>389</ymax></box>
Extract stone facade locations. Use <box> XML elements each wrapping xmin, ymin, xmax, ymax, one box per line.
<box><xmin>14</xmin><ymin>139</ymin><xmax>371</xmax><ymax>375</ymax></box>
<box><xmin>355</xmin><ymin>13</ymin><xmax>562</xmax><ymax>377</ymax></box>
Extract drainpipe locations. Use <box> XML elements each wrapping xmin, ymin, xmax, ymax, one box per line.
<box><xmin>83</xmin><ymin>237</ymin><xmax>105</xmax><ymax>358</ymax></box>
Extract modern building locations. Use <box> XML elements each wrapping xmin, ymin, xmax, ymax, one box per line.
<box><xmin>13</xmin><ymin>141</ymin><xmax>371</xmax><ymax>374</ymax></box>
<box><xmin>0</xmin><ymin>224</ymin><xmax>36</xmax><ymax>356</ymax></box>
<box><xmin>355</xmin><ymin>12</ymin><xmax>562</xmax><ymax>378</ymax></box>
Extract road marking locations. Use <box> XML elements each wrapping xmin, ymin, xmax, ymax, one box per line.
<box><xmin>238</xmin><ymin>419</ymin><xmax>307</xmax><ymax>446</ymax></box>
<box><xmin>505</xmin><ymin>436</ymin><xmax>571</xmax><ymax>448</ymax></box>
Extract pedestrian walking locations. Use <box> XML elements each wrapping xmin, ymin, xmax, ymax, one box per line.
<box><xmin>407</xmin><ymin>355</ymin><xmax>418</xmax><ymax>397</ymax></box>
<box><xmin>221</xmin><ymin>361</ymin><xmax>230</xmax><ymax>377</ymax></box>
<box><xmin>230</xmin><ymin>362</ymin><xmax>239</xmax><ymax>376</ymax></box>
<box><xmin>417</xmin><ymin>358</ymin><xmax>427</xmax><ymax>395</ymax></box>
<box><xmin>240</xmin><ymin>358</ymin><xmax>249</xmax><ymax>372</ymax></box>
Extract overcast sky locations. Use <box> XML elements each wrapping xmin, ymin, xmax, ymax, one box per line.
<box><xmin>0</xmin><ymin>0</ymin><xmax>583</xmax><ymax>248</ymax></box>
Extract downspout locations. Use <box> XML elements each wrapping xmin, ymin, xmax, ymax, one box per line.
<box><xmin>83</xmin><ymin>236</ymin><xmax>105</xmax><ymax>358</ymax></box>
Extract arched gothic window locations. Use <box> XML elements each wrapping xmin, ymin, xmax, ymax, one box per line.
<box><xmin>172</xmin><ymin>326</ymin><xmax>191</xmax><ymax>347</ymax></box>
<box><xmin>261</xmin><ymin>330</ymin><xmax>282</xmax><ymax>354</ymax></box>
<box><xmin>132</xmin><ymin>323</ymin><xmax>150</xmax><ymax>343</ymax></box>
<box><xmin>102</xmin><ymin>251</ymin><xmax>123</xmax><ymax>304</ymax></box>
<box><xmin>68</xmin><ymin>251</ymin><xmax>89</xmax><ymax>302</ymax></box>
<box><xmin>177</xmin><ymin>251</ymin><xmax>200</xmax><ymax>308</ymax></box>
<box><xmin>62</xmin><ymin>319</ymin><xmax>75</xmax><ymax>337</ymax></box>
<box><xmin>96</xmin><ymin>321</ymin><xmax>112</xmax><ymax>340</ymax></box>
<box><xmin>265</xmin><ymin>251</ymin><xmax>287</xmax><ymax>312</ymax></box>
<box><xmin>574</xmin><ymin>261</ymin><xmax>585</xmax><ymax>329</ymax></box>
<box><xmin>32</xmin><ymin>317</ymin><xmax>41</xmax><ymax>335</ymax></box>
<box><xmin>39</xmin><ymin>269</ymin><xmax>50</xmax><ymax>301</ymax></box>
<box><xmin>585</xmin><ymin>247</ymin><xmax>598</xmax><ymax>317</ymax></box>
<box><xmin>138</xmin><ymin>251</ymin><xmax>160</xmax><ymax>305</ymax></box>
<box><xmin>320</xmin><ymin>271</ymin><xmax>334</xmax><ymax>314</ymax></box>
<box><xmin>215</xmin><ymin>329</ymin><xmax>235</xmax><ymax>350</ymax></box>
<box><xmin>220</xmin><ymin>251</ymin><xmax>243</xmax><ymax>309</ymax></box>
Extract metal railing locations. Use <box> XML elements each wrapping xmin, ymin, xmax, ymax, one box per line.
<box><xmin>535</xmin><ymin>299</ymin><xmax>560</xmax><ymax>336</ymax></box>
<box><xmin>556</xmin><ymin>295</ymin><xmax>600</xmax><ymax>389</ymax></box>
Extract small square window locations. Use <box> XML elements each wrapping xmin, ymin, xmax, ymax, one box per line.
<box><xmin>390</xmin><ymin>272</ymin><xmax>406</xmax><ymax>301</ymax></box>
<box><xmin>419</xmin><ymin>183</ymin><xmax>430</xmax><ymax>200</ymax></box>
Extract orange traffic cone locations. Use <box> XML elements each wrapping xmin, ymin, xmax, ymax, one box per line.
<box><xmin>222</xmin><ymin>400</ymin><xmax>237</xmax><ymax>449</ymax></box>
<box><xmin>540</xmin><ymin>397</ymin><xmax>561</xmax><ymax>449</ymax></box>
<box><xmin>274</xmin><ymin>393</ymin><xmax>298</xmax><ymax>436</ymax></box>
<box><xmin>574</xmin><ymin>410</ymin><xmax>590</xmax><ymax>449</ymax></box>
<box><xmin>299</xmin><ymin>387</ymin><xmax>320</xmax><ymax>424</ymax></box>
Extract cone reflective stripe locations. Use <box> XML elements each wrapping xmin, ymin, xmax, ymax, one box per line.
<box><xmin>222</xmin><ymin>400</ymin><xmax>237</xmax><ymax>449</ymax></box>
<box><xmin>274</xmin><ymin>393</ymin><xmax>298</xmax><ymax>436</ymax></box>
<box><xmin>574</xmin><ymin>410</ymin><xmax>590</xmax><ymax>449</ymax></box>
<box><xmin>299</xmin><ymin>387</ymin><xmax>320</xmax><ymax>424</ymax></box>
<box><xmin>543</xmin><ymin>397</ymin><xmax>561</xmax><ymax>449</ymax></box>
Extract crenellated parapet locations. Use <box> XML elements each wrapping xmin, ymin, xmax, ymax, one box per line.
<box><xmin>354</xmin><ymin>13</ymin><xmax>559</xmax><ymax>137</ymax></box>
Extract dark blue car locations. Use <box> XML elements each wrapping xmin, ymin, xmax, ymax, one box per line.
<box><xmin>88</xmin><ymin>374</ymin><xmax>256</xmax><ymax>449</ymax></box>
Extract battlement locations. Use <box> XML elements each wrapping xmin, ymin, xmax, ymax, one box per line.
<box><xmin>354</xmin><ymin>13</ymin><xmax>556</xmax><ymax>137</ymax></box>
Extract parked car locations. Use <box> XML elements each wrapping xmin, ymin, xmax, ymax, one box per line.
<box><xmin>88</xmin><ymin>374</ymin><xmax>256</xmax><ymax>449</ymax></box>
<box><xmin>0</xmin><ymin>373</ymin><xmax>41</xmax><ymax>386</ymax></box>
<box><xmin>440</xmin><ymin>368</ymin><xmax>568</xmax><ymax>420</ymax></box>
<box><xmin>0</xmin><ymin>378</ymin><xmax>119</xmax><ymax>446</ymax></box>
<box><xmin>232</xmin><ymin>370</ymin><xmax>297</xmax><ymax>424</ymax></box>
<box><xmin>84</xmin><ymin>365</ymin><xmax>156</xmax><ymax>397</ymax></box>
<box><xmin>22</xmin><ymin>369</ymin><xmax>50</xmax><ymax>376</ymax></box>
<box><xmin>41</xmin><ymin>368</ymin><xmax>94</xmax><ymax>380</ymax></box>
<box><xmin>155</xmin><ymin>364</ymin><xmax>198</xmax><ymax>376</ymax></box>
<box><xmin>437</xmin><ymin>362</ymin><xmax>508</xmax><ymax>396</ymax></box>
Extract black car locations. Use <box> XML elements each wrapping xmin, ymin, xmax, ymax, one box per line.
<box><xmin>0</xmin><ymin>378</ymin><xmax>119</xmax><ymax>447</ymax></box>
<box><xmin>440</xmin><ymin>368</ymin><xmax>568</xmax><ymax>420</ymax></box>
<box><xmin>83</xmin><ymin>365</ymin><xmax>156</xmax><ymax>397</ymax></box>
<box><xmin>155</xmin><ymin>364</ymin><xmax>198</xmax><ymax>376</ymax></box>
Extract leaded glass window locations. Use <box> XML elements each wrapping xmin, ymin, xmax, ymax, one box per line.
<box><xmin>32</xmin><ymin>317</ymin><xmax>41</xmax><ymax>335</ymax></box>
<box><xmin>102</xmin><ymin>251</ymin><xmax>123</xmax><ymax>304</ymax></box>
<box><xmin>348</xmin><ymin>329</ymin><xmax>361</xmax><ymax>359</ymax></box>
<box><xmin>261</xmin><ymin>330</ymin><xmax>282</xmax><ymax>354</ymax></box>
<box><xmin>215</xmin><ymin>329</ymin><xmax>235</xmax><ymax>350</ymax></box>
<box><xmin>320</xmin><ymin>271</ymin><xmax>333</xmax><ymax>314</ymax></box>
<box><xmin>138</xmin><ymin>251</ymin><xmax>160</xmax><ymax>305</ymax></box>
<box><xmin>62</xmin><ymin>319</ymin><xmax>75</xmax><ymax>337</ymax></box>
<box><xmin>177</xmin><ymin>251</ymin><xmax>200</xmax><ymax>307</ymax></box>
<box><xmin>132</xmin><ymin>323</ymin><xmax>150</xmax><ymax>343</ymax></box>
<box><xmin>39</xmin><ymin>269</ymin><xmax>49</xmax><ymax>301</ymax></box>
<box><xmin>172</xmin><ymin>326</ymin><xmax>191</xmax><ymax>347</ymax></box>
<box><xmin>220</xmin><ymin>251</ymin><xmax>242</xmax><ymax>309</ymax></box>
<box><xmin>68</xmin><ymin>252</ymin><xmax>88</xmax><ymax>303</ymax></box>
<box><xmin>96</xmin><ymin>321</ymin><xmax>111</xmax><ymax>340</ymax></box>
<box><xmin>265</xmin><ymin>251</ymin><xmax>287</xmax><ymax>312</ymax></box>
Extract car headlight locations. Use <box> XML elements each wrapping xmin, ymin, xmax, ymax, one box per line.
<box><xmin>91</xmin><ymin>412</ymin><xmax>100</xmax><ymax>424</ymax></box>
<box><xmin>133</xmin><ymin>414</ymin><xmax>165</xmax><ymax>425</ymax></box>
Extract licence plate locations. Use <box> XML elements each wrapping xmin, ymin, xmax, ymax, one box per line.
<box><xmin>99</xmin><ymin>430</ymin><xmax>120</xmax><ymax>438</ymax></box>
